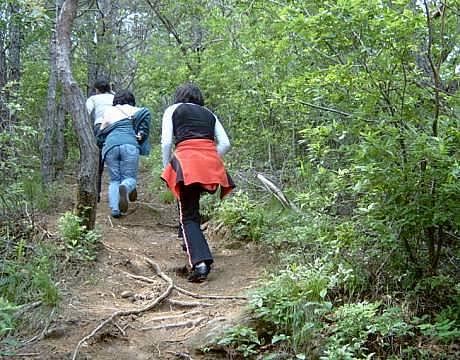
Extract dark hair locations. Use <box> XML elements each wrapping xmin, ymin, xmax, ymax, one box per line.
<box><xmin>113</xmin><ymin>90</ymin><xmax>136</xmax><ymax>106</ymax></box>
<box><xmin>93</xmin><ymin>78</ymin><xmax>111</xmax><ymax>94</ymax></box>
<box><xmin>173</xmin><ymin>83</ymin><xmax>204</xmax><ymax>106</ymax></box>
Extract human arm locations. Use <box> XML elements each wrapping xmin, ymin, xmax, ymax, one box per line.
<box><xmin>161</xmin><ymin>104</ymin><xmax>179</xmax><ymax>168</ymax></box>
<box><xmin>214</xmin><ymin>117</ymin><xmax>230</xmax><ymax>156</ymax></box>
<box><xmin>86</xmin><ymin>97</ymin><xmax>95</xmax><ymax>115</ymax></box>
<box><xmin>134</xmin><ymin>108</ymin><xmax>150</xmax><ymax>142</ymax></box>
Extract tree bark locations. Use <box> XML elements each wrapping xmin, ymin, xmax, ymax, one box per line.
<box><xmin>86</xmin><ymin>0</ymin><xmax>116</xmax><ymax>93</ymax></box>
<box><xmin>8</xmin><ymin>1</ymin><xmax>21</xmax><ymax>125</ymax></box>
<box><xmin>0</xmin><ymin>24</ymin><xmax>7</xmax><ymax>130</ymax></box>
<box><xmin>42</xmin><ymin>28</ymin><xmax>59</xmax><ymax>185</ymax></box>
<box><xmin>54</xmin><ymin>95</ymin><xmax>67</xmax><ymax>179</ymax></box>
<box><xmin>42</xmin><ymin>0</ymin><xmax>67</xmax><ymax>185</ymax></box>
<box><xmin>56</xmin><ymin>0</ymin><xmax>98</xmax><ymax>229</ymax></box>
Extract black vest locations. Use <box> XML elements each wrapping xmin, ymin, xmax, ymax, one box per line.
<box><xmin>173</xmin><ymin>103</ymin><xmax>216</xmax><ymax>145</ymax></box>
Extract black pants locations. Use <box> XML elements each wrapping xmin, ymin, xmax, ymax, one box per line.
<box><xmin>178</xmin><ymin>183</ymin><xmax>213</xmax><ymax>268</ymax></box>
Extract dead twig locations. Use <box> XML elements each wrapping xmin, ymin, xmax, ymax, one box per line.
<box><xmin>111</xmin><ymin>320</ymin><xmax>126</xmax><ymax>336</ymax></box>
<box><xmin>71</xmin><ymin>259</ymin><xmax>174</xmax><ymax>360</ymax></box>
<box><xmin>256</xmin><ymin>173</ymin><xmax>299</xmax><ymax>213</ymax></box>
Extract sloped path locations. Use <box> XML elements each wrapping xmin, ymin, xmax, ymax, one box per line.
<box><xmin>22</xmin><ymin>169</ymin><xmax>267</xmax><ymax>359</ymax></box>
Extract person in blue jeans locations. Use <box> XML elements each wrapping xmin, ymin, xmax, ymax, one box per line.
<box><xmin>97</xmin><ymin>90</ymin><xmax>150</xmax><ymax>218</ymax></box>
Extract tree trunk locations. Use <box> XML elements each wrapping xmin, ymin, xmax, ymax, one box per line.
<box><xmin>86</xmin><ymin>0</ymin><xmax>116</xmax><ymax>93</ymax></box>
<box><xmin>0</xmin><ymin>25</ymin><xmax>7</xmax><ymax>130</ymax></box>
<box><xmin>54</xmin><ymin>95</ymin><xmax>67</xmax><ymax>179</ymax></box>
<box><xmin>42</xmin><ymin>29</ymin><xmax>59</xmax><ymax>185</ymax></box>
<box><xmin>42</xmin><ymin>0</ymin><xmax>67</xmax><ymax>185</ymax></box>
<box><xmin>8</xmin><ymin>1</ymin><xmax>21</xmax><ymax>125</ymax></box>
<box><xmin>56</xmin><ymin>0</ymin><xmax>98</xmax><ymax>229</ymax></box>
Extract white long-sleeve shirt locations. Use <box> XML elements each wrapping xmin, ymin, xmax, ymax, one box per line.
<box><xmin>161</xmin><ymin>103</ymin><xmax>230</xmax><ymax>168</ymax></box>
<box><xmin>86</xmin><ymin>93</ymin><xmax>114</xmax><ymax>125</ymax></box>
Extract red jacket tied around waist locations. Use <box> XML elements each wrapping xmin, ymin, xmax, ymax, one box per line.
<box><xmin>161</xmin><ymin>139</ymin><xmax>235</xmax><ymax>199</ymax></box>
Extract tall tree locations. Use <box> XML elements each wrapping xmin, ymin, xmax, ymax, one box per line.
<box><xmin>42</xmin><ymin>0</ymin><xmax>66</xmax><ymax>185</ymax></box>
<box><xmin>56</xmin><ymin>0</ymin><xmax>99</xmax><ymax>229</ymax></box>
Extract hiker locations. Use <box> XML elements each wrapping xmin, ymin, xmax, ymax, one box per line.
<box><xmin>86</xmin><ymin>78</ymin><xmax>114</xmax><ymax>202</ymax></box>
<box><xmin>86</xmin><ymin>78</ymin><xmax>115</xmax><ymax>133</ymax></box>
<box><xmin>97</xmin><ymin>90</ymin><xmax>151</xmax><ymax>218</ymax></box>
<box><xmin>161</xmin><ymin>83</ymin><xmax>235</xmax><ymax>282</ymax></box>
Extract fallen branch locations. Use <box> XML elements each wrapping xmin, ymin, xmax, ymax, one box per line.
<box><xmin>293</xmin><ymin>98</ymin><xmax>351</xmax><ymax>117</ymax></box>
<box><xmin>166</xmin><ymin>299</ymin><xmax>213</xmax><ymax>307</ymax></box>
<box><xmin>72</xmin><ymin>259</ymin><xmax>174</xmax><ymax>360</ymax></box>
<box><xmin>143</xmin><ymin>310</ymin><xmax>200</xmax><ymax>324</ymax></box>
<box><xmin>12</xmin><ymin>301</ymin><xmax>42</xmax><ymax>320</ymax></box>
<box><xmin>4</xmin><ymin>353</ymin><xmax>41</xmax><ymax>357</ymax></box>
<box><xmin>121</xmin><ymin>270</ymin><xmax>155</xmax><ymax>284</ymax></box>
<box><xmin>141</xmin><ymin>317</ymin><xmax>205</xmax><ymax>331</ymax></box>
<box><xmin>21</xmin><ymin>308</ymin><xmax>56</xmax><ymax>346</ymax></box>
<box><xmin>135</xmin><ymin>201</ymin><xmax>161</xmax><ymax>213</ymax></box>
<box><xmin>173</xmin><ymin>286</ymin><xmax>247</xmax><ymax>300</ymax></box>
<box><xmin>166</xmin><ymin>351</ymin><xmax>194</xmax><ymax>360</ymax></box>
<box><xmin>256</xmin><ymin>173</ymin><xmax>299</xmax><ymax>213</ymax></box>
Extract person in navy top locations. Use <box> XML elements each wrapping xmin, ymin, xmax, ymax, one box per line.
<box><xmin>161</xmin><ymin>83</ymin><xmax>235</xmax><ymax>282</ymax></box>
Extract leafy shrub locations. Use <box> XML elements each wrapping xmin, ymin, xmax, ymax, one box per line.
<box><xmin>213</xmin><ymin>190</ymin><xmax>267</xmax><ymax>242</ymax></box>
<box><xmin>0</xmin><ymin>238</ymin><xmax>60</xmax><ymax>307</ymax></box>
<box><xmin>0</xmin><ymin>298</ymin><xmax>18</xmax><ymax>336</ymax></box>
<box><xmin>249</xmin><ymin>260</ymin><xmax>351</xmax><ymax>353</ymax></box>
<box><xmin>216</xmin><ymin>325</ymin><xmax>261</xmax><ymax>358</ymax></box>
<box><xmin>57</xmin><ymin>211</ymin><xmax>100</xmax><ymax>261</ymax></box>
<box><xmin>144</xmin><ymin>147</ymin><xmax>176</xmax><ymax>204</ymax></box>
<box><xmin>322</xmin><ymin>303</ymin><xmax>414</xmax><ymax>359</ymax></box>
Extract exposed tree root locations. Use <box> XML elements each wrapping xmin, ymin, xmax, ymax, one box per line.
<box><xmin>71</xmin><ymin>258</ymin><xmax>174</xmax><ymax>360</ymax></box>
<box><xmin>126</xmin><ymin>260</ymin><xmax>248</xmax><ymax>300</ymax></box>
<box><xmin>72</xmin><ymin>256</ymin><xmax>248</xmax><ymax>359</ymax></box>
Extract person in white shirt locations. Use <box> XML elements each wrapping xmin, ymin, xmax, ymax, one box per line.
<box><xmin>86</xmin><ymin>78</ymin><xmax>114</xmax><ymax>202</ymax></box>
<box><xmin>86</xmin><ymin>78</ymin><xmax>114</xmax><ymax>132</ymax></box>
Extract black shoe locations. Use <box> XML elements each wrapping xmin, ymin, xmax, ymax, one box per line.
<box><xmin>111</xmin><ymin>210</ymin><xmax>121</xmax><ymax>218</ymax></box>
<box><xmin>119</xmin><ymin>185</ymin><xmax>129</xmax><ymax>213</ymax></box>
<box><xmin>187</xmin><ymin>264</ymin><xmax>210</xmax><ymax>283</ymax></box>
<box><xmin>129</xmin><ymin>188</ymin><xmax>137</xmax><ymax>202</ymax></box>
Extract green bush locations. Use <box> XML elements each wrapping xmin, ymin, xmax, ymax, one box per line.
<box><xmin>0</xmin><ymin>298</ymin><xmax>18</xmax><ymax>336</ymax></box>
<box><xmin>144</xmin><ymin>147</ymin><xmax>176</xmax><ymax>204</ymax></box>
<box><xmin>0</xmin><ymin>239</ymin><xmax>60</xmax><ymax>307</ymax></box>
<box><xmin>216</xmin><ymin>325</ymin><xmax>261</xmax><ymax>358</ymax></box>
<box><xmin>57</xmin><ymin>211</ymin><xmax>100</xmax><ymax>261</ymax></box>
<box><xmin>213</xmin><ymin>190</ymin><xmax>267</xmax><ymax>242</ymax></box>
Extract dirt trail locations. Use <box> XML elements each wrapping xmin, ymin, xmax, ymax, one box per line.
<box><xmin>22</xmin><ymin>169</ymin><xmax>268</xmax><ymax>360</ymax></box>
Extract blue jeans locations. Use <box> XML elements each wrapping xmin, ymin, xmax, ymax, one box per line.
<box><xmin>105</xmin><ymin>144</ymin><xmax>139</xmax><ymax>212</ymax></box>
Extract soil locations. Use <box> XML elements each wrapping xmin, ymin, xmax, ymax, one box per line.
<box><xmin>16</xmin><ymin>168</ymin><xmax>270</xmax><ymax>360</ymax></box>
